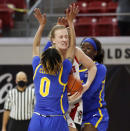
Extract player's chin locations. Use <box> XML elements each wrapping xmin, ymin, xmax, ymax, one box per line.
<box><xmin>62</xmin><ymin>44</ymin><xmax>69</xmax><ymax>49</ymax></box>
<box><xmin>60</xmin><ymin>47</ymin><xmax>68</xmax><ymax>51</ymax></box>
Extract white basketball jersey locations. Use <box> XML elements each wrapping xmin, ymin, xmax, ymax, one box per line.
<box><xmin>68</xmin><ymin>57</ymin><xmax>83</xmax><ymax>125</ymax></box>
<box><xmin>71</xmin><ymin>57</ymin><xmax>80</xmax><ymax>80</ymax></box>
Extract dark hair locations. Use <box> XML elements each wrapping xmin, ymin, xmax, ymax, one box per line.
<box><xmin>81</xmin><ymin>37</ymin><xmax>104</xmax><ymax>63</ymax></box>
<box><xmin>91</xmin><ymin>38</ymin><xmax>104</xmax><ymax>63</ymax></box>
<box><xmin>41</xmin><ymin>48</ymin><xmax>62</xmax><ymax>75</ymax></box>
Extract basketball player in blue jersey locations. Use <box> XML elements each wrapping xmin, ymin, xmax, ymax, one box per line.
<box><xmin>28</xmin><ymin>6</ymin><xmax>79</xmax><ymax>131</ymax></box>
<box><xmin>79</xmin><ymin>38</ymin><xmax>109</xmax><ymax>131</ymax></box>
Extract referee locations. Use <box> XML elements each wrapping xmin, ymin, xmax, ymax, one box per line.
<box><xmin>2</xmin><ymin>71</ymin><xmax>35</xmax><ymax>131</ymax></box>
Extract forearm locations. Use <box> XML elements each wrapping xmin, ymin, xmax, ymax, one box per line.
<box><xmin>34</xmin><ymin>25</ymin><xmax>45</xmax><ymax>47</ymax></box>
<box><xmin>83</xmin><ymin>65</ymin><xmax>97</xmax><ymax>93</ymax></box>
<box><xmin>68</xmin><ymin>21</ymin><xmax>75</xmax><ymax>48</ymax></box>
<box><xmin>33</xmin><ymin>8</ymin><xmax>46</xmax><ymax>57</ymax></box>
<box><xmin>33</xmin><ymin>25</ymin><xmax>45</xmax><ymax>57</ymax></box>
<box><xmin>76</xmin><ymin>48</ymin><xmax>97</xmax><ymax>89</ymax></box>
<box><xmin>2</xmin><ymin>110</ymin><xmax>10</xmax><ymax>130</ymax></box>
<box><xmin>66</xmin><ymin>21</ymin><xmax>75</xmax><ymax>59</ymax></box>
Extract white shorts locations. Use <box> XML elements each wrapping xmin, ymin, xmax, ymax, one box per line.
<box><xmin>66</xmin><ymin>113</ymin><xmax>76</xmax><ymax>128</ymax></box>
<box><xmin>67</xmin><ymin>100</ymin><xmax>83</xmax><ymax>127</ymax></box>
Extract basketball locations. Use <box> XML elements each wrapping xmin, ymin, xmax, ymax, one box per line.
<box><xmin>67</xmin><ymin>74</ymin><xmax>83</xmax><ymax>95</ymax></box>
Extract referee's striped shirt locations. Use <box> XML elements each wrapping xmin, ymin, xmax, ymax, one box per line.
<box><xmin>4</xmin><ymin>86</ymin><xmax>35</xmax><ymax>120</ymax></box>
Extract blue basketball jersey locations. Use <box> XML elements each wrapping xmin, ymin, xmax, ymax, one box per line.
<box><xmin>80</xmin><ymin>62</ymin><xmax>107</xmax><ymax>112</ymax></box>
<box><xmin>32</xmin><ymin>56</ymin><xmax>72</xmax><ymax>115</ymax></box>
<box><xmin>28</xmin><ymin>56</ymin><xmax>72</xmax><ymax>131</ymax></box>
<box><xmin>79</xmin><ymin>62</ymin><xmax>109</xmax><ymax>131</ymax></box>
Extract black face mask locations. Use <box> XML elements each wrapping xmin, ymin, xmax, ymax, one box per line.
<box><xmin>17</xmin><ymin>81</ymin><xmax>26</xmax><ymax>88</ymax></box>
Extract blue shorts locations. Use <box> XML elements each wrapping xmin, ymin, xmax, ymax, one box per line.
<box><xmin>82</xmin><ymin>108</ymin><xmax>109</xmax><ymax>131</ymax></box>
<box><xmin>28</xmin><ymin>113</ymin><xmax>69</xmax><ymax>131</ymax></box>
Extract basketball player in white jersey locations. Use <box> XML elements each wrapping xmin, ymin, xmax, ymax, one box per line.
<box><xmin>43</xmin><ymin>4</ymin><xmax>97</xmax><ymax>131</ymax></box>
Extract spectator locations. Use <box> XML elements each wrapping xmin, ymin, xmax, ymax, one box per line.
<box><xmin>113</xmin><ymin>0</ymin><xmax>130</xmax><ymax>35</ymax></box>
<box><xmin>2</xmin><ymin>71</ymin><xmax>35</xmax><ymax>131</ymax></box>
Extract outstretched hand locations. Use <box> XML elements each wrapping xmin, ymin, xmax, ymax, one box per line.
<box><xmin>57</xmin><ymin>3</ymin><xmax>79</xmax><ymax>26</ymax></box>
<box><xmin>57</xmin><ymin>17</ymin><xmax>68</xmax><ymax>27</ymax></box>
<box><xmin>34</xmin><ymin>8</ymin><xmax>46</xmax><ymax>26</ymax></box>
<box><xmin>66</xmin><ymin>3</ymin><xmax>79</xmax><ymax>22</ymax></box>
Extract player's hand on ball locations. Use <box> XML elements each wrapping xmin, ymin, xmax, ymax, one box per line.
<box><xmin>68</xmin><ymin>91</ymin><xmax>82</xmax><ymax>104</ymax></box>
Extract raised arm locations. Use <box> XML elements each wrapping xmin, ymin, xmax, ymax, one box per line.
<box><xmin>57</xmin><ymin>17</ymin><xmax>68</xmax><ymax>27</ymax></box>
<box><xmin>57</xmin><ymin>3</ymin><xmax>78</xmax><ymax>27</ymax></box>
<box><xmin>65</xmin><ymin>4</ymin><xmax>79</xmax><ymax>61</ymax></box>
<box><xmin>33</xmin><ymin>8</ymin><xmax>46</xmax><ymax>57</ymax></box>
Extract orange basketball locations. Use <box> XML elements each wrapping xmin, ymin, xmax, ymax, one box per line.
<box><xmin>67</xmin><ymin>74</ymin><xmax>83</xmax><ymax>95</ymax></box>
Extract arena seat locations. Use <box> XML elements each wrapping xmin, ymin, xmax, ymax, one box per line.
<box><xmin>0</xmin><ymin>4</ymin><xmax>14</xmax><ymax>28</ymax></box>
<box><xmin>107</xmin><ymin>1</ymin><xmax>118</xmax><ymax>13</ymax></box>
<box><xmin>0</xmin><ymin>0</ymin><xmax>7</xmax><ymax>4</ymax></box>
<box><xmin>76</xmin><ymin>1</ymin><xmax>88</xmax><ymax>13</ymax></box>
<box><xmin>87</xmin><ymin>1</ymin><xmax>108</xmax><ymax>13</ymax></box>
<box><xmin>74</xmin><ymin>17</ymin><xmax>98</xmax><ymax>36</ymax></box>
<box><xmin>95</xmin><ymin>17</ymin><xmax>120</xmax><ymax>36</ymax></box>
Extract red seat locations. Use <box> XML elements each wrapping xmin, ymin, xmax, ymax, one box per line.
<box><xmin>0</xmin><ymin>0</ymin><xmax>7</xmax><ymax>4</ymax></box>
<box><xmin>87</xmin><ymin>1</ymin><xmax>108</xmax><ymax>13</ymax></box>
<box><xmin>107</xmin><ymin>1</ymin><xmax>118</xmax><ymax>13</ymax></box>
<box><xmin>0</xmin><ymin>4</ymin><xmax>14</xmax><ymax>28</ymax></box>
<box><xmin>96</xmin><ymin>17</ymin><xmax>120</xmax><ymax>36</ymax></box>
<box><xmin>74</xmin><ymin>17</ymin><xmax>98</xmax><ymax>36</ymax></box>
<box><xmin>75</xmin><ymin>1</ymin><xmax>89</xmax><ymax>13</ymax></box>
